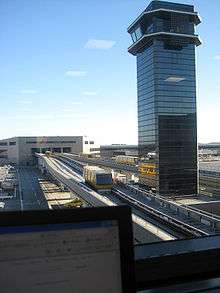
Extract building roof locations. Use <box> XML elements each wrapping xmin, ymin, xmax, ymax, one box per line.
<box><xmin>199</xmin><ymin>161</ymin><xmax>220</xmax><ymax>173</ymax></box>
<box><xmin>100</xmin><ymin>145</ymin><xmax>138</xmax><ymax>150</ymax></box>
<box><xmin>199</xmin><ymin>143</ymin><xmax>220</xmax><ymax>149</ymax></box>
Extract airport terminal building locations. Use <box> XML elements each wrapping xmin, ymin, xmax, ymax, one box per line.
<box><xmin>0</xmin><ymin>136</ymin><xmax>97</xmax><ymax>165</ymax></box>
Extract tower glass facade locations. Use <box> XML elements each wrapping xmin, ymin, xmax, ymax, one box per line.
<box><xmin>128</xmin><ymin>1</ymin><xmax>201</xmax><ymax>196</ymax></box>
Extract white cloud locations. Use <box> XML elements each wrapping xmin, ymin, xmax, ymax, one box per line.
<box><xmin>20</xmin><ymin>89</ymin><xmax>38</xmax><ymax>94</ymax></box>
<box><xmin>214</xmin><ymin>55</ymin><xmax>220</xmax><ymax>60</ymax></box>
<box><xmin>1</xmin><ymin>113</ymin><xmax>87</xmax><ymax>121</ymax></box>
<box><xmin>56</xmin><ymin>113</ymin><xmax>87</xmax><ymax>119</ymax></box>
<box><xmin>61</xmin><ymin>108</ymin><xmax>74</xmax><ymax>112</ymax></box>
<box><xmin>165</xmin><ymin>76</ymin><xmax>185</xmax><ymax>83</ymax></box>
<box><xmin>17</xmin><ymin>100</ymin><xmax>32</xmax><ymax>104</ymax></box>
<box><xmin>31</xmin><ymin>115</ymin><xmax>54</xmax><ymax>120</ymax></box>
<box><xmin>16</xmin><ymin>128</ymin><xmax>29</xmax><ymax>132</ymax></box>
<box><xmin>85</xmin><ymin>39</ymin><xmax>116</xmax><ymax>50</ymax></box>
<box><xmin>65</xmin><ymin>70</ymin><xmax>87</xmax><ymax>77</ymax></box>
<box><xmin>71</xmin><ymin>101</ymin><xmax>83</xmax><ymax>105</ymax></box>
<box><xmin>1</xmin><ymin>114</ymin><xmax>53</xmax><ymax>120</ymax></box>
<box><xmin>61</xmin><ymin>106</ymin><xmax>82</xmax><ymax>112</ymax></box>
<box><xmin>83</xmin><ymin>91</ymin><xmax>97</xmax><ymax>96</ymax></box>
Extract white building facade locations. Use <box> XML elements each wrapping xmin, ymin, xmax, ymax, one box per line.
<box><xmin>0</xmin><ymin>136</ymin><xmax>97</xmax><ymax>165</ymax></box>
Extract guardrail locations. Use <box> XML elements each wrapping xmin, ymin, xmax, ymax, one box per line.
<box><xmin>37</xmin><ymin>154</ymin><xmax>118</xmax><ymax>208</ymax></box>
<box><xmin>113</xmin><ymin>188</ymin><xmax>209</xmax><ymax>237</ymax></box>
<box><xmin>125</xmin><ymin>184</ymin><xmax>220</xmax><ymax>232</ymax></box>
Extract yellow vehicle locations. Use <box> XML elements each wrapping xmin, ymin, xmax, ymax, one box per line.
<box><xmin>64</xmin><ymin>198</ymin><xmax>83</xmax><ymax>208</ymax></box>
<box><xmin>139</xmin><ymin>163</ymin><xmax>156</xmax><ymax>176</ymax></box>
<box><xmin>83</xmin><ymin>166</ymin><xmax>113</xmax><ymax>191</ymax></box>
<box><xmin>139</xmin><ymin>163</ymin><xmax>156</xmax><ymax>188</ymax></box>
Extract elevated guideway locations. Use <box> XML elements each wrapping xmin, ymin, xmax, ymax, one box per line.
<box><xmin>36</xmin><ymin>154</ymin><xmax>176</xmax><ymax>243</ymax></box>
<box><xmin>51</xmin><ymin>153</ymin><xmax>220</xmax><ymax>237</ymax></box>
<box><xmin>37</xmin><ymin>155</ymin><xmax>109</xmax><ymax>207</ymax></box>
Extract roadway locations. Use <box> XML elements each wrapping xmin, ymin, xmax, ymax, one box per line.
<box><xmin>0</xmin><ymin>167</ymin><xmax>49</xmax><ymax>212</ymax></box>
<box><xmin>0</xmin><ymin>186</ymin><xmax>21</xmax><ymax>211</ymax></box>
<box><xmin>18</xmin><ymin>167</ymin><xmax>49</xmax><ymax>210</ymax></box>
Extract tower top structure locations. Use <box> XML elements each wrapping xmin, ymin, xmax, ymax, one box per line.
<box><xmin>128</xmin><ymin>0</ymin><xmax>201</xmax><ymax>56</ymax></box>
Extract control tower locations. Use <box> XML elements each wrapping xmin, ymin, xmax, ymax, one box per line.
<box><xmin>127</xmin><ymin>1</ymin><xmax>201</xmax><ymax>196</ymax></box>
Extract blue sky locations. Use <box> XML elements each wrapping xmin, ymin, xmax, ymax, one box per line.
<box><xmin>0</xmin><ymin>0</ymin><xmax>219</xmax><ymax>144</ymax></box>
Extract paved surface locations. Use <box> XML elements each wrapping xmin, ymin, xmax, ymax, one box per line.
<box><xmin>18</xmin><ymin>167</ymin><xmax>49</xmax><ymax>210</ymax></box>
<box><xmin>0</xmin><ymin>187</ymin><xmax>21</xmax><ymax>211</ymax></box>
<box><xmin>0</xmin><ymin>167</ymin><xmax>49</xmax><ymax>212</ymax></box>
<box><xmin>200</xmin><ymin>160</ymin><xmax>220</xmax><ymax>172</ymax></box>
<box><xmin>190</xmin><ymin>201</ymin><xmax>220</xmax><ymax>217</ymax></box>
<box><xmin>174</xmin><ymin>194</ymin><xmax>220</xmax><ymax>205</ymax></box>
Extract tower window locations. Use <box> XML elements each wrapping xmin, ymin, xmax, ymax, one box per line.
<box><xmin>164</xmin><ymin>40</ymin><xmax>183</xmax><ymax>51</ymax></box>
